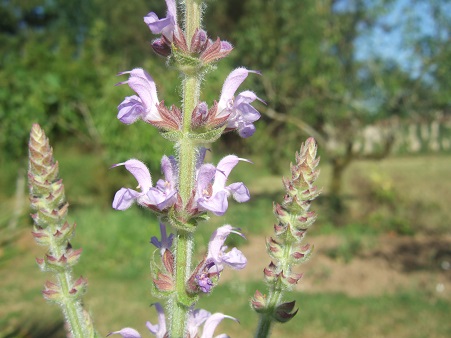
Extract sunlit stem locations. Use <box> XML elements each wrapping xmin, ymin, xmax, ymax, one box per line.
<box><xmin>255</xmin><ymin>234</ymin><xmax>293</xmax><ymax>338</ymax></box>
<box><xmin>169</xmin><ymin>1</ymin><xmax>204</xmax><ymax>337</ymax></box>
<box><xmin>48</xmin><ymin>224</ymin><xmax>88</xmax><ymax>337</ymax></box>
<box><xmin>184</xmin><ymin>0</ymin><xmax>202</xmax><ymax>43</ymax></box>
<box><xmin>170</xmin><ymin>230</ymin><xmax>195</xmax><ymax>337</ymax></box>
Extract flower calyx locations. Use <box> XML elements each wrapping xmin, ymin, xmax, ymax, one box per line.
<box><xmin>274</xmin><ymin>301</ymin><xmax>298</xmax><ymax>323</ymax></box>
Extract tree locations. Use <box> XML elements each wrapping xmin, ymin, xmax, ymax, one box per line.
<box><xmin>214</xmin><ymin>0</ymin><xmax>449</xmax><ymax>216</ymax></box>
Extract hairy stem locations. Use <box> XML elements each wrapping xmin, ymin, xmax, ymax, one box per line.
<box><xmin>169</xmin><ymin>1</ymin><xmax>204</xmax><ymax>336</ymax></box>
<box><xmin>57</xmin><ymin>272</ymin><xmax>86</xmax><ymax>337</ymax></box>
<box><xmin>255</xmin><ymin>314</ymin><xmax>273</xmax><ymax>338</ymax></box>
<box><xmin>170</xmin><ymin>230</ymin><xmax>195</xmax><ymax>337</ymax></box>
<box><xmin>48</xmin><ymin>228</ymin><xmax>87</xmax><ymax>337</ymax></box>
<box><xmin>184</xmin><ymin>0</ymin><xmax>202</xmax><ymax>43</ymax></box>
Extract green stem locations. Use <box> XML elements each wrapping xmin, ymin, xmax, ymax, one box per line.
<box><xmin>255</xmin><ymin>314</ymin><xmax>273</xmax><ymax>338</ymax></box>
<box><xmin>57</xmin><ymin>271</ymin><xmax>87</xmax><ymax>337</ymax></box>
<box><xmin>182</xmin><ymin>75</ymin><xmax>200</xmax><ymax>132</ymax></box>
<box><xmin>177</xmin><ymin>136</ymin><xmax>196</xmax><ymax>210</ymax></box>
<box><xmin>168</xmin><ymin>2</ymin><xmax>204</xmax><ymax>337</ymax></box>
<box><xmin>170</xmin><ymin>230</ymin><xmax>195</xmax><ymax>337</ymax></box>
<box><xmin>49</xmin><ymin>234</ymin><xmax>88</xmax><ymax>337</ymax></box>
<box><xmin>255</xmin><ymin>236</ymin><xmax>292</xmax><ymax>338</ymax></box>
<box><xmin>184</xmin><ymin>0</ymin><xmax>202</xmax><ymax>43</ymax></box>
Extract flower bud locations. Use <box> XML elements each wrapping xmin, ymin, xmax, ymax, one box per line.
<box><xmin>274</xmin><ymin>301</ymin><xmax>298</xmax><ymax>323</ymax></box>
<box><xmin>190</xmin><ymin>28</ymin><xmax>208</xmax><ymax>54</ymax></box>
<box><xmin>43</xmin><ymin>280</ymin><xmax>62</xmax><ymax>302</ymax></box>
<box><xmin>251</xmin><ymin>290</ymin><xmax>268</xmax><ymax>313</ymax></box>
<box><xmin>151</xmin><ymin>38</ymin><xmax>172</xmax><ymax>57</ymax></box>
<box><xmin>281</xmin><ymin>271</ymin><xmax>303</xmax><ymax>286</ymax></box>
<box><xmin>266</xmin><ymin>237</ymin><xmax>283</xmax><ymax>259</ymax></box>
<box><xmin>153</xmin><ymin>272</ymin><xmax>174</xmax><ymax>292</ymax></box>
<box><xmin>200</xmin><ymin>38</ymin><xmax>233</xmax><ymax>64</ymax></box>
<box><xmin>69</xmin><ymin>276</ymin><xmax>88</xmax><ymax>296</ymax></box>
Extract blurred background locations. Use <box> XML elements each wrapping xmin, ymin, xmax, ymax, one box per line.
<box><xmin>1</xmin><ymin>0</ymin><xmax>450</xmax><ymax>337</ymax></box>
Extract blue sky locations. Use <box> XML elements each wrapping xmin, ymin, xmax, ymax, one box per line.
<box><xmin>353</xmin><ymin>0</ymin><xmax>449</xmax><ymax>76</ymax></box>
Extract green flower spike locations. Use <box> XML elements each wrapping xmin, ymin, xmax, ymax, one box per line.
<box><xmin>252</xmin><ymin>137</ymin><xmax>321</xmax><ymax>338</ymax></box>
<box><xmin>28</xmin><ymin>123</ymin><xmax>97</xmax><ymax>338</ymax></box>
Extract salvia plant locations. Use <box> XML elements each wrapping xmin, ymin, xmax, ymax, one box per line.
<box><xmin>27</xmin><ymin>1</ymin><xmax>321</xmax><ymax>337</ymax></box>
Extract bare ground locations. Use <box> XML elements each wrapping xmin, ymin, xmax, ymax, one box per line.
<box><xmin>223</xmin><ymin>234</ymin><xmax>451</xmax><ymax>299</ymax></box>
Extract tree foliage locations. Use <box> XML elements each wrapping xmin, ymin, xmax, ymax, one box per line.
<box><xmin>1</xmin><ymin>0</ymin><xmax>449</xmax><ymax>174</ymax></box>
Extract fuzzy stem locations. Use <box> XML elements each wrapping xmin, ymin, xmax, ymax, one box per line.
<box><xmin>170</xmin><ymin>230</ymin><xmax>194</xmax><ymax>337</ymax></box>
<box><xmin>169</xmin><ymin>1</ymin><xmax>204</xmax><ymax>336</ymax></box>
<box><xmin>255</xmin><ymin>314</ymin><xmax>273</xmax><ymax>338</ymax></box>
<box><xmin>184</xmin><ymin>0</ymin><xmax>202</xmax><ymax>43</ymax></box>
<box><xmin>255</xmin><ymin>278</ymin><xmax>284</xmax><ymax>338</ymax></box>
<box><xmin>47</xmin><ymin>227</ymin><xmax>87</xmax><ymax>337</ymax></box>
<box><xmin>56</xmin><ymin>271</ymin><xmax>87</xmax><ymax>337</ymax></box>
<box><xmin>177</xmin><ymin>136</ymin><xmax>197</xmax><ymax>207</ymax></box>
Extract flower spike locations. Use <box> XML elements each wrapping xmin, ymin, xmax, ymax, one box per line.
<box><xmin>253</xmin><ymin>138</ymin><xmax>321</xmax><ymax>336</ymax></box>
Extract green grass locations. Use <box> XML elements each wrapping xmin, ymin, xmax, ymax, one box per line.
<box><xmin>71</xmin><ymin>207</ymin><xmax>160</xmax><ymax>279</ymax></box>
<box><xmin>198</xmin><ymin>281</ymin><xmax>451</xmax><ymax>338</ymax></box>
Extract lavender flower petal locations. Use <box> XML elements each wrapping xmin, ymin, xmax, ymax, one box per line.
<box><xmin>145</xmin><ymin>155</ymin><xmax>178</xmax><ymax>210</ymax></box>
<box><xmin>112</xmin><ymin>157</ymin><xmax>177</xmax><ymax>211</ymax></box>
<box><xmin>120</xmin><ymin>159</ymin><xmax>153</xmax><ymax>191</ymax></box>
<box><xmin>216</xmin><ymin>68</ymin><xmax>262</xmax><ymax>137</ymax></box>
<box><xmin>213</xmin><ymin>155</ymin><xmax>240</xmax><ymax>190</ymax></box>
<box><xmin>112</xmin><ymin>188</ymin><xmax>140</xmax><ymax>211</ymax></box>
<box><xmin>207</xmin><ymin>225</ymin><xmax>247</xmax><ymax>271</ymax></box>
<box><xmin>112</xmin><ymin>159</ymin><xmax>153</xmax><ymax>210</ymax></box>
<box><xmin>222</xmin><ymin>247</ymin><xmax>247</xmax><ymax>270</ymax></box>
<box><xmin>117</xmin><ymin>69</ymin><xmax>160</xmax><ymax>124</ymax></box>
<box><xmin>198</xmin><ymin>190</ymin><xmax>228</xmax><ymax>216</ymax></box>
<box><xmin>150</xmin><ymin>223</ymin><xmax>174</xmax><ymax>255</ymax></box>
<box><xmin>107</xmin><ymin>328</ymin><xmax>142</xmax><ymax>338</ymax></box>
<box><xmin>195</xmin><ymin>156</ymin><xmax>250</xmax><ymax>215</ymax></box>
<box><xmin>188</xmin><ymin>308</ymin><xmax>211</xmax><ymax>337</ymax></box>
<box><xmin>144</xmin><ymin>0</ymin><xmax>177</xmax><ymax>39</ymax></box>
<box><xmin>201</xmin><ymin>313</ymin><xmax>237</xmax><ymax>338</ymax></box>
<box><xmin>146</xmin><ymin>303</ymin><xmax>167</xmax><ymax>338</ymax></box>
<box><xmin>218</xmin><ymin>68</ymin><xmax>252</xmax><ymax>113</ymax></box>
<box><xmin>117</xmin><ymin>95</ymin><xmax>146</xmax><ymax>124</ymax></box>
<box><xmin>226</xmin><ymin>182</ymin><xmax>250</xmax><ymax>203</ymax></box>
<box><xmin>195</xmin><ymin>273</ymin><xmax>214</xmax><ymax>293</ymax></box>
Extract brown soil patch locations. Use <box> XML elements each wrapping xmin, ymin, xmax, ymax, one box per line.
<box><xmin>223</xmin><ymin>234</ymin><xmax>451</xmax><ymax>298</ymax></box>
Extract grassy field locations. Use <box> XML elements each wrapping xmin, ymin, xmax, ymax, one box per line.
<box><xmin>1</xmin><ymin>149</ymin><xmax>450</xmax><ymax>337</ymax></box>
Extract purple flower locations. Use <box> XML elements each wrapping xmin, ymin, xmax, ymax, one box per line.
<box><xmin>207</xmin><ymin>225</ymin><xmax>247</xmax><ymax>272</ymax></box>
<box><xmin>107</xmin><ymin>328</ymin><xmax>141</xmax><ymax>338</ymax></box>
<box><xmin>117</xmin><ymin>68</ymin><xmax>160</xmax><ymax>125</ymax></box>
<box><xmin>108</xmin><ymin>303</ymin><xmax>166</xmax><ymax>338</ymax></box>
<box><xmin>217</xmin><ymin>68</ymin><xmax>263</xmax><ymax>138</ymax></box>
<box><xmin>188</xmin><ymin>308</ymin><xmax>211</xmax><ymax>337</ymax></box>
<box><xmin>144</xmin><ymin>0</ymin><xmax>177</xmax><ymax>40</ymax></box>
<box><xmin>195</xmin><ymin>155</ymin><xmax>250</xmax><ymax>216</ymax></box>
<box><xmin>146</xmin><ymin>303</ymin><xmax>167</xmax><ymax>338</ymax></box>
<box><xmin>109</xmin><ymin>305</ymin><xmax>235</xmax><ymax>338</ymax></box>
<box><xmin>188</xmin><ymin>308</ymin><xmax>237</xmax><ymax>338</ymax></box>
<box><xmin>112</xmin><ymin>156</ymin><xmax>177</xmax><ymax>211</ymax></box>
<box><xmin>195</xmin><ymin>272</ymin><xmax>214</xmax><ymax>293</ymax></box>
<box><xmin>150</xmin><ymin>222</ymin><xmax>174</xmax><ymax>255</ymax></box>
